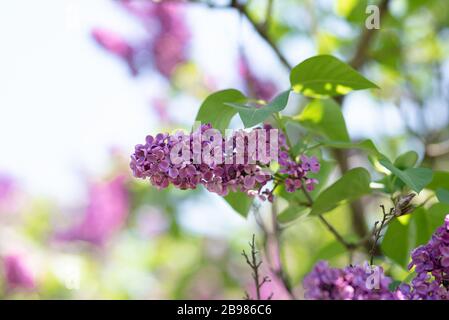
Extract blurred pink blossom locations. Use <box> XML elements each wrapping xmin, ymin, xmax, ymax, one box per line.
<box><xmin>151</xmin><ymin>98</ymin><xmax>170</xmax><ymax>123</ymax></box>
<box><xmin>0</xmin><ymin>174</ymin><xmax>21</xmax><ymax>214</ymax></box>
<box><xmin>2</xmin><ymin>254</ymin><xmax>35</xmax><ymax>291</ymax></box>
<box><xmin>239</xmin><ymin>54</ymin><xmax>277</xmax><ymax>101</ymax></box>
<box><xmin>57</xmin><ymin>175</ymin><xmax>129</xmax><ymax>245</ymax></box>
<box><xmin>93</xmin><ymin>0</ymin><xmax>189</xmax><ymax>78</ymax></box>
<box><xmin>92</xmin><ymin>28</ymin><xmax>138</xmax><ymax>75</ymax></box>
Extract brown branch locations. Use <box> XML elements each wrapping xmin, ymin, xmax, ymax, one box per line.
<box><xmin>349</xmin><ymin>0</ymin><xmax>391</xmax><ymax>69</ymax></box>
<box><xmin>334</xmin><ymin>0</ymin><xmax>391</xmax><ymax>248</ymax></box>
<box><xmin>242</xmin><ymin>234</ymin><xmax>272</xmax><ymax>300</ymax></box>
<box><xmin>187</xmin><ymin>0</ymin><xmax>292</xmax><ymax>70</ymax></box>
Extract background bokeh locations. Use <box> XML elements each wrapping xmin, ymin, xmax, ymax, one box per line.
<box><xmin>0</xmin><ymin>0</ymin><xmax>448</xmax><ymax>299</ymax></box>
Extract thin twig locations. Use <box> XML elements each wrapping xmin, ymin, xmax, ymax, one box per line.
<box><xmin>369</xmin><ymin>205</ymin><xmax>394</xmax><ymax>265</ymax></box>
<box><xmin>187</xmin><ymin>0</ymin><xmax>291</xmax><ymax>70</ymax></box>
<box><xmin>242</xmin><ymin>234</ymin><xmax>272</xmax><ymax>300</ymax></box>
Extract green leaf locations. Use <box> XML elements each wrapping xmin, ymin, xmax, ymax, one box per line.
<box><xmin>382</xmin><ymin>206</ymin><xmax>443</xmax><ymax>268</ymax></box>
<box><xmin>226</xmin><ymin>90</ymin><xmax>290</xmax><ymax>127</ymax></box>
<box><xmin>379</xmin><ymin>158</ymin><xmax>433</xmax><ymax>193</ymax></box>
<box><xmin>321</xmin><ymin>139</ymin><xmax>381</xmax><ymax>157</ymax></box>
<box><xmin>381</xmin><ymin>217</ymin><xmax>413</xmax><ymax>267</ymax></box>
<box><xmin>310</xmin><ymin>168</ymin><xmax>371</xmax><ymax>216</ymax></box>
<box><xmin>394</xmin><ymin>151</ymin><xmax>419</xmax><ymax>169</ymax></box>
<box><xmin>290</xmin><ymin>55</ymin><xmax>379</xmax><ymax>98</ymax></box>
<box><xmin>277</xmin><ymin>206</ymin><xmax>309</xmax><ymax>223</ymax></box>
<box><xmin>427</xmin><ymin>171</ymin><xmax>449</xmax><ymax>191</ymax></box>
<box><xmin>223</xmin><ymin>191</ymin><xmax>253</xmax><ymax>218</ymax></box>
<box><xmin>195</xmin><ymin>89</ymin><xmax>246</xmax><ymax>133</ymax></box>
<box><xmin>310</xmin><ymin>241</ymin><xmax>346</xmax><ymax>266</ymax></box>
<box><xmin>295</xmin><ymin>99</ymin><xmax>350</xmax><ymax>142</ymax></box>
<box><xmin>436</xmin><ymin>188</ymin><xmax>449</xmax><ymax>205</ymax></box>
<box><xmin>427</xmin><ymin>203</ymin><xmax>449</xmax><ymax>231</ymax></box>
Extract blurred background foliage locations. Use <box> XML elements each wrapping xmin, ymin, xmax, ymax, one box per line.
<box><xmin>1</xmin><ymin>0</ymin><xmax>449</xmax><ymax>299</ymax></box>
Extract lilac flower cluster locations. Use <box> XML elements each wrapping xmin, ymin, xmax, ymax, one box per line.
<box><xmin>303</xmin><ymin>261</ymin><xmax>398</xmax><ymax>300</ymax></box>
<box><xmin>130</xmin><ymin>124</ymin><xmax>320</xmax><ymax>200</ymax></box>
<box><xmin>92</xmin><ymin>0</ymin><xmax>189</xmax><ymax>78</ymax></box>
<box><xmin>397</xmin><ymin>214</ymin><xmax>449</xmax><ymax>300</ymax></box>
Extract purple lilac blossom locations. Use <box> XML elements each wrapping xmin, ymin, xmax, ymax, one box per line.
<box><xmin>57</xmin><ymin>175</ymin><xmax>129</xmax><ymax>245</ymax></box>
<box><xmin>130</xmin><ymin>124</ymin><xmax>319</xmax><ymax>200</ymax></box>
<box><xmin>398</xmin><ymin>214</ymin><xmax>449</xmax><ymax>300</ymax></box>
<box><xmin>2</xmin><ymin>254</ymin><xmax>35</xmax><ymax>291</ymax></box>
<box><xmin>303</xmin><ymin>261</ymin><xmax>399</xmax><ymax>300</ymax></box>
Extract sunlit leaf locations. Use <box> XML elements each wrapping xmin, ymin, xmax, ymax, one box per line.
<box><xmin>290</xmin><ymin>55</ymin><xmax>379</xmax><ymax>97</ymax></box>
<box><xmin>295</xmin><ymin>98</ymin><xmax>350</xmax><ymax>142</ymax></box>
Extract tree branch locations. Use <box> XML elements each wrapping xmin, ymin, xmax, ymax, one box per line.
<box><xmin>187</xmin><ymin>0</ymin><xmax>292</xmax><ymax>70</ymax></box>
<box><xmin>334</xmin><ymin>0</ymin><xmax>391</xmax><ymax>247</ymax></box>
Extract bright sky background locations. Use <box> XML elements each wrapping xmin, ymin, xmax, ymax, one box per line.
<box><xmin>0</xmin><ymin>0</ymin><xmax>406</xmax><ymax>210</ymax></box>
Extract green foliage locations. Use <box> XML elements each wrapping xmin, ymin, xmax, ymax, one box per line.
<box><xmin>295</xmin><ymin>98</ymin><xmax>350</xmax><ymax>142</ymax></box>
<box><xmin>427</xmin><ymin>171</ymin><xmax>449</xmax><ymax>191</ymax></box>
<box><xmin>382</xmin><ymin>205</ymin><xmax>447</xmax><ymax>268</ymax></box>
<box><xmin>436</xmin><ymin>188</ymin><xmax>449</xmax><ymax>205</ymax></box>
<box><xmin>226</xmin><ymin>90</ymin><xmax>290</xmax><ymax>127</ymax></box>
<box><xmin>394</xmin><ymin>151</ymin><xmax>419</xmax><ymax>170</ymax></box>
<box><xmin>277</xmin><ymin>206</ymin><xmax>309</xmax><ymax>224</ymax></box>
<box><xmin>195</xmin><ymin>89</ymin><xmax>246</xmax><ymax>132</ymax></box>
<box><xmin>290</xmin><ymin>55</ymin><xmax>379</xmax><ymax>97</ymax></box>
<box><xmin>310</xmin><ymin>168</ymin><xmax>371</xmax><ymax>216</ymax></box>
<box><xmin>223</xmin><ymin>191</ymin><xmax>253</xmax><ymax>218</ymax></box>
<box><xmin>321</xmin><ymin>139</ymin><xmax>381</xmax><ymax>157</ymax></box>
<box><xmin>379</xmin><ymin>158</ymin><xmax>433</xmax><ymax>193</ymax></box>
